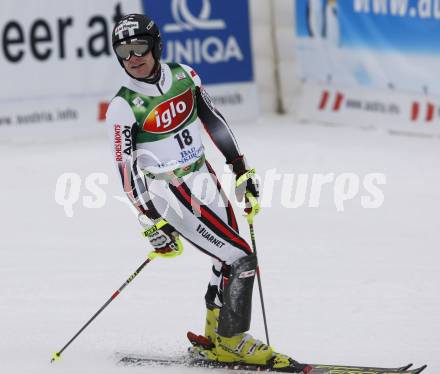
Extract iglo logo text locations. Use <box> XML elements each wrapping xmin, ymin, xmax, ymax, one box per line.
<box><xmin>143</xmin><ymin>88</ymin><xmax>194</xmax><ymax>133</ymax></box>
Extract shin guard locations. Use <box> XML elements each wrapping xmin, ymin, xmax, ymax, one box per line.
<box><xmin>217</xmin><ymin>255</ymin><xmax>257</xmax><ymax>337</ymax></box>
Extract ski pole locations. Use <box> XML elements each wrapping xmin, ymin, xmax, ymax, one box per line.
<box><xmin>245</xmin><ymin>192</ymin><xmax>270</xmax><ymax>346</ymax></box>
<box><xmin>51</xmin><ymin>256</ymin><xmax>154</xmax><ymax>363</ymax></box>
<box><xmin>50</xmin><ymin>218</ymin><xmax>172</xmax><ymax>363</ymax></box>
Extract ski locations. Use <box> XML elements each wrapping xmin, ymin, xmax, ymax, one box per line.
<box><xmin>117</xmin><ymin>353</ymin><xmax>426</xmax><ymax>374</ymax></box>
<box><xmin>308</xmin><ymin>364</ymin><xmax>426</xmax><ymax>374</ymax></box>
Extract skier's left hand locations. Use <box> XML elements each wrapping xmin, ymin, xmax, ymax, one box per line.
<box><xmin>228</xmin><ymin>156</ymin><xmax>260</xmax><ymax>215</ymax></box>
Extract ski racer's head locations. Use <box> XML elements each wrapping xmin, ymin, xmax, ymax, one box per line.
<box><xmin>112</xmin><ymin>14</ymin><xmax>163</xmax><ymax>81</ymax></box>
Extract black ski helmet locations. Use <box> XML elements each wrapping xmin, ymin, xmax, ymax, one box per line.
<box><xmin>112</xmin><ymin>14</ymin><xmax>163</xmax><ymax>64</ymax></box>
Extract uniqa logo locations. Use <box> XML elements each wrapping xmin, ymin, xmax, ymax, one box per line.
<box><xmin>143</xmin><ymin>88</ymin><xmax>194</xmax><ymax>133</ymax></box>
<box><xmin>162</xmin><ymin>0</ymin><xmax>244</xmax><ymax>64</ymax></box>
<box><xmin>164</xmin><ymin>0</ymin><xmax>226</xmax><ymax>32</ymax></box>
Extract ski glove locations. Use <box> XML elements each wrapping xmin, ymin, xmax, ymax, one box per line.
<box><xmin>228</xmin><ymin>156</ymin><xmax>260</xmax><ymax>215</ymax></box>
<box><xmin>139</xmin><ymin>215</ymin><xmax>183</xmax><ymax>259</ymax></box>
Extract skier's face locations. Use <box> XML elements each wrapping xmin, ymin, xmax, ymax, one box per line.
<box><xmin>123</xmin><ymin>51</ymin><xmax>156</xmax><ymax>79</ymax></box>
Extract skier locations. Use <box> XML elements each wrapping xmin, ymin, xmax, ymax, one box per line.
<box><xmin>106</xmin><ymin>13</ymin><xmax>298</xmax><ymax>369</ymax></box>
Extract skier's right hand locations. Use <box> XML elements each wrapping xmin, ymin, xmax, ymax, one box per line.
<box><xmin>138</xmin><ymin>215</ymin><xmax>184</xmax><ymax>259</ymax></box>
<box><xmin>148</xmin><ymin>224</ymin><xmax>183</xmax><ymax>258</ymax></box>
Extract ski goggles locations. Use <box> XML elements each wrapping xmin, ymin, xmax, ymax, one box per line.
<box><xmin>114</xmin><ymin>41</ymin><xmax>151</xmax><ymax>60</ymax></box>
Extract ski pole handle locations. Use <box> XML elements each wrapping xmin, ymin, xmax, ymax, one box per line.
<box><xmin>141</xmin><ymin>217</ymin><xmax>184</xmax><ymax>259</ymax></box>
<box><xmin>141</xmin><ymin>217</ymin><xmax>169</xmax><ymax>237</ymax></box>
<box><xmin>245</xmin><ymin>192</ymin><xmax>260</xmax><ymax>225</ymax></box>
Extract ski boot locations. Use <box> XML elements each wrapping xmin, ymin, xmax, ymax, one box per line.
<box><xmin>188</xmin><ymin>330</ymin><xmax>306</xmax><ymax>372</ymax></box>
<box><xmin>204</xmin><ymin>305</ymin><xmax>219</xmax><ymax>345</ymax></box>
<box><xmin>187</xmin><ymin>306</ymin><xmax>219</xmax><ymax>361</ymax></box>
<box><xmin>215</xmin><ymin>332</ymin><xmax>273</xmax><ymax>364</ymax></box>
<box><xmin>188</xmin><ymin>256</ymin><xmax>307</xmax><ymax>371</ymax></box>
<box><xmin>216</xmin><ymin>333</ymin><xmax>308</xmax><ymax>371</ymax></box>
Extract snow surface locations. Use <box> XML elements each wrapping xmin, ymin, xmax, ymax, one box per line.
<box><xmin>0</xmin><ymin>115</ymin><xmax>439</xmax><ymax>373</ymax></box>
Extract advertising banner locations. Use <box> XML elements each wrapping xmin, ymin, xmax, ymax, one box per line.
<box><xmin>0</xmin><ymin>0</ymin><xmax>257</xmax><ymax>128</ymax></box>
<box><xmin>142</xmin><ymin>0</ymin><xmax>257</xmax><ymax>121</ymax></box>
<box><xmin>0</xmin><ymin>0</ymin><xmax>142</xmax><ymax>127</ymax></box>
<box><xmin>294</xmin><ymin>0</ymin><xmax>440</xmax><ymax>134</ymax></box>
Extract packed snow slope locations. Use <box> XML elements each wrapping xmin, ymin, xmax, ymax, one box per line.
<box><xmin>0</xmin><ymin>115</ymin><xmax>438</xmax><ymax>374</ymax></box>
